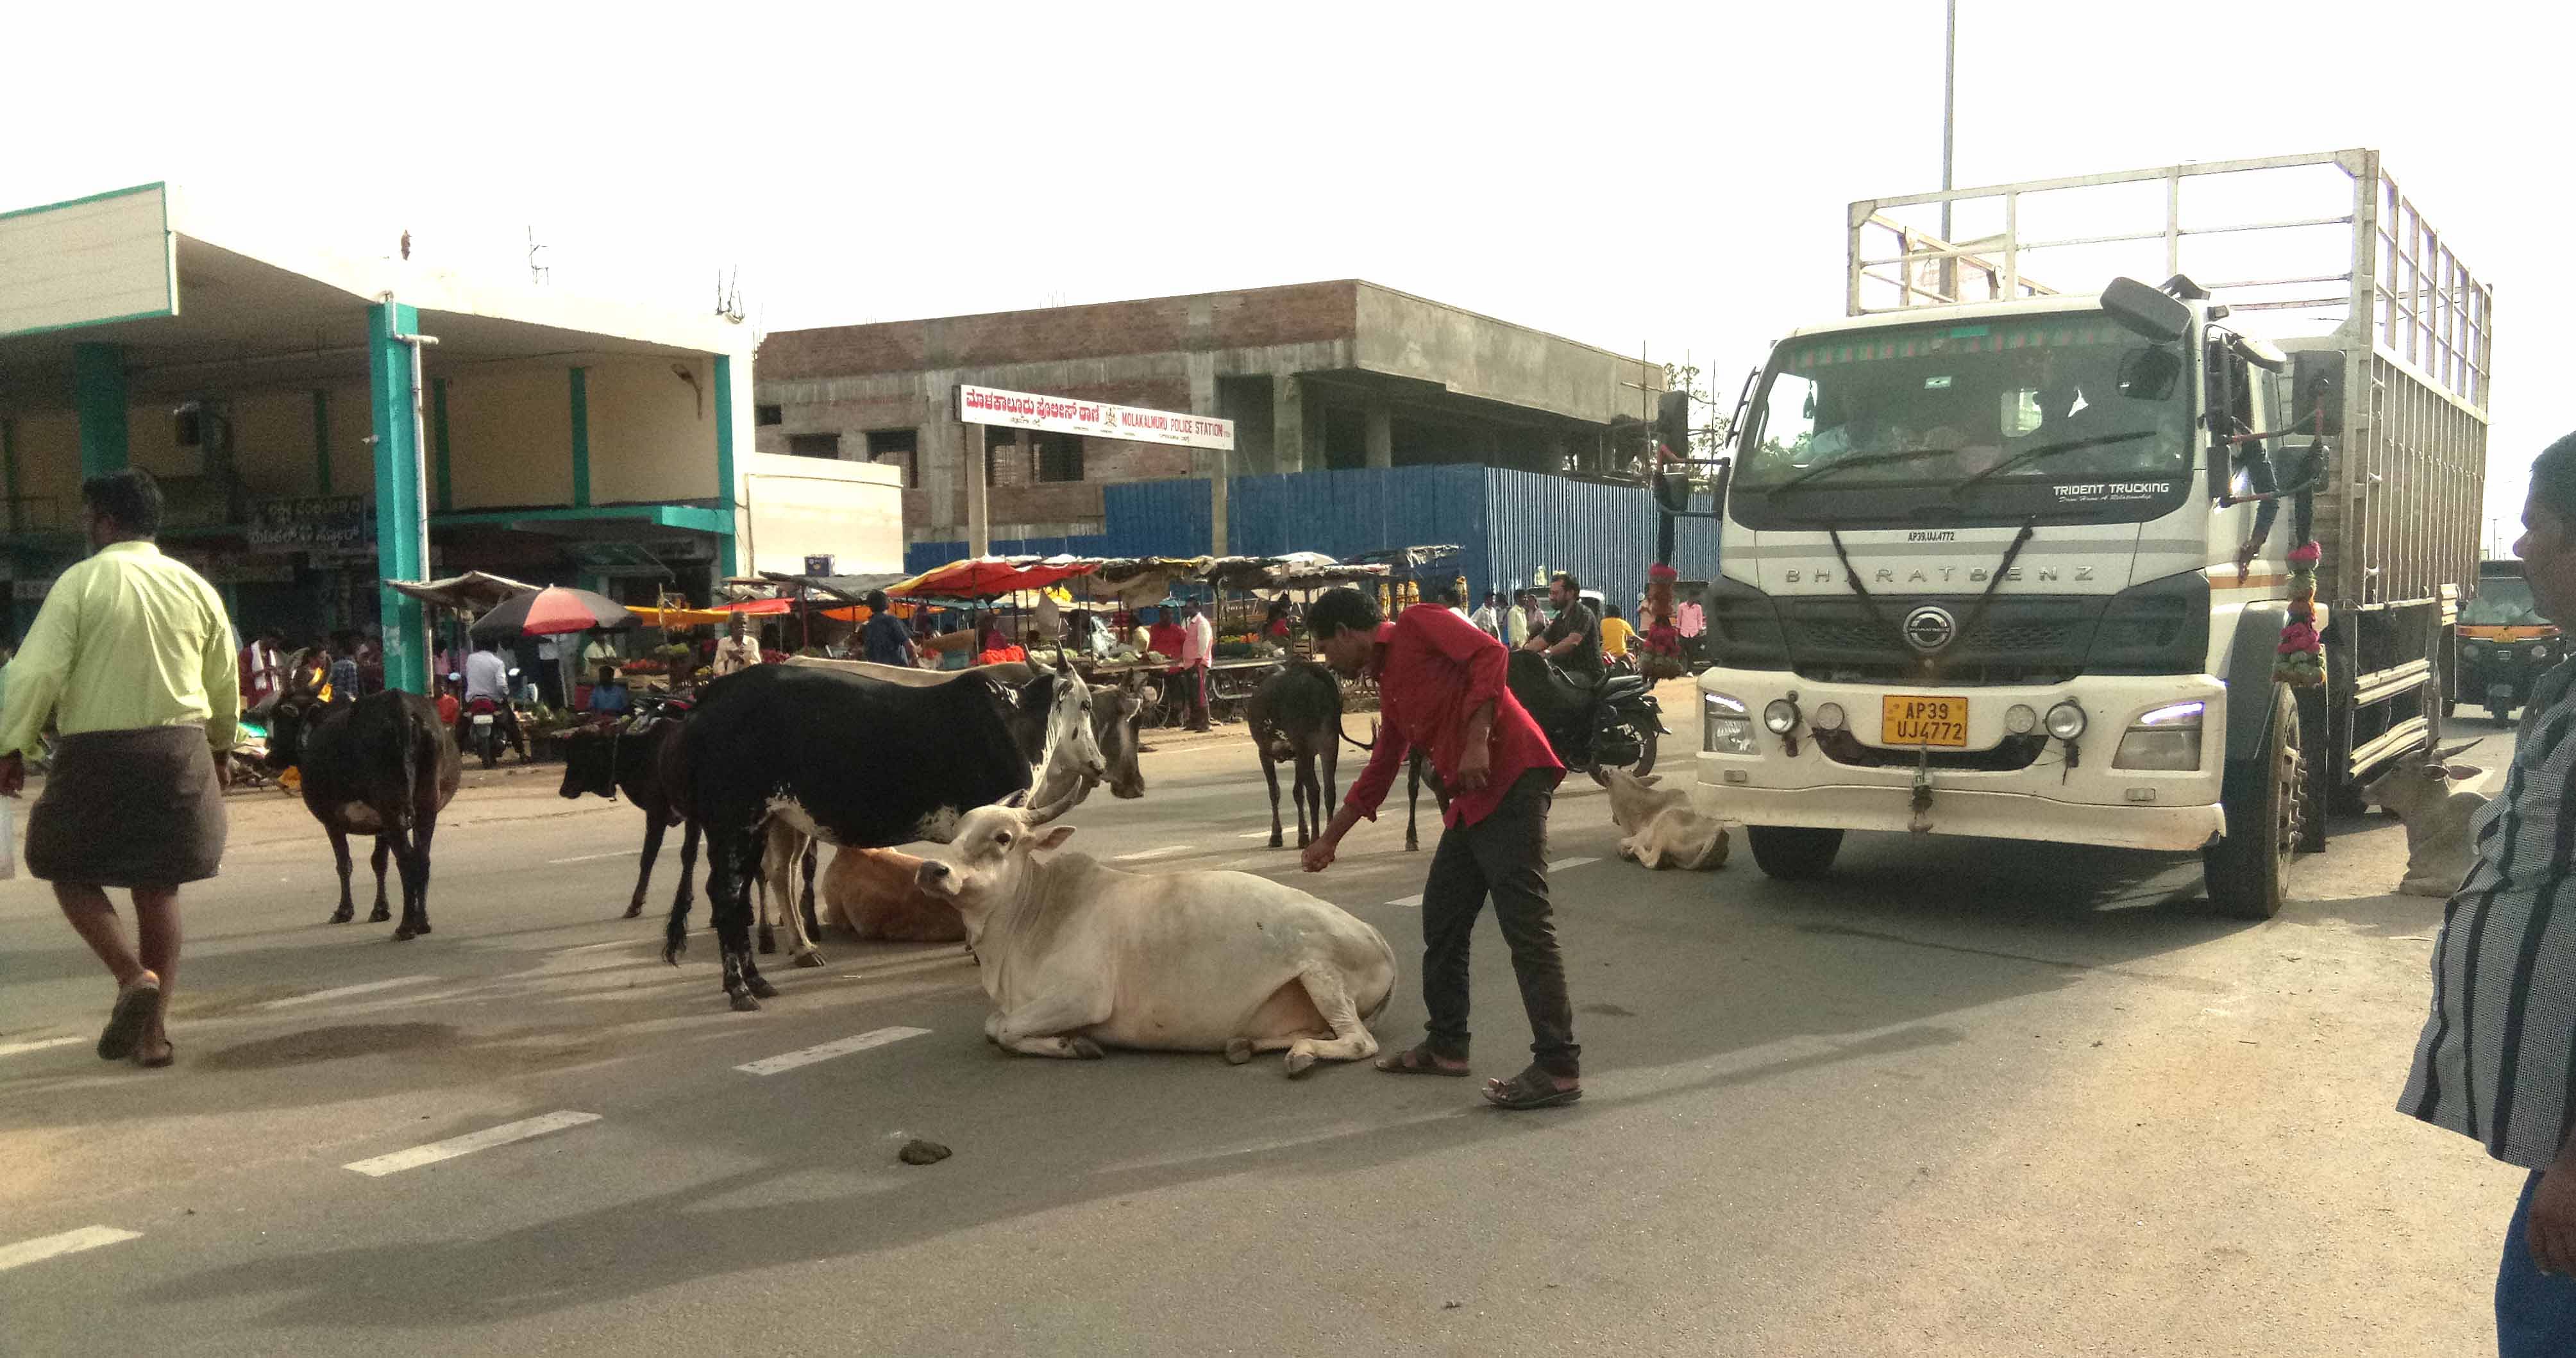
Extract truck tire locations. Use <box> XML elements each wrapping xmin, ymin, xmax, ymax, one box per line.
<box><xmin>2203</xmin><ymin>684</ymin><xmax>2302</xmax><ymax>921</ymax></box>
<box><xmin>1747</xmin><ymin>825</ymin><xmax>1843</xmax><ymax>880</ymax></box>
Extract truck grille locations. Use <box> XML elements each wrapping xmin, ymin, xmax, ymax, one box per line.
<box><xmin>1705</xmin><ymin>569</ymin><xmax>2208</xmax><ymax>683</ymax></box>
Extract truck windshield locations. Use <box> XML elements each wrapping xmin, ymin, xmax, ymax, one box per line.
<box><xmin>1732</xmin><ymin>313</ymin><xmax>2193</xmax><ymax>525</ymax></box>
<box><xmin>2463</xmin><ymin>576</ymin><xmax>2543</xmax><ymax>626</ymax></box>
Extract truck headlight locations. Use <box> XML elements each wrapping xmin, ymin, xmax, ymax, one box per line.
<box><xmin>2112</xmin><ymin>700</ymin><xmax>2203</xmax><ymax>771</ymax></box>
<box><xmin>1762</xmin><ymin>698</ymin><xmax>1801</xmax><ymax>734</ymax></box>
<box><xmin>2044</xmin><ymin>701</ymin><xmax>2089</xmax><ymax>741</ymax></box>
<box><xmin>1704</xmin><ymin>692</ymin><xmax>1756</xmax><ymax>755</ymax></box>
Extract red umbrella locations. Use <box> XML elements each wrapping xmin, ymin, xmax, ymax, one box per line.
<box><xmin>470</xmin><ymin>586</ymin><xmax>637</xmax><ymax>639</ymax></box>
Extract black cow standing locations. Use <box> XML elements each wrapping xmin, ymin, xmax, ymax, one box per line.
<box><xmin>559</xmin><ymin>715</ymin><xmax>698</xmax><ymax>920</ymax></box>
<box><xmin>1247</xmin><ymin>661</ymin><xmax>1342</xmax><ymax>849</ymax></box>
<box><xmin>263</xmin><ymin>683</ymin><xmax>463</xmax><ymax>940</ymax></box>
<box><xmin>666</xmin><ymin>661</ymin><xmax>1102</xmax><ymax>1010</ymax></box>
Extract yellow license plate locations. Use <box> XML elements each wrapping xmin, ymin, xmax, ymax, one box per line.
<box><xmin>1883</xmin><ymin>696</ymin><xmax>1969</xmax><ymax>748</ymax></box>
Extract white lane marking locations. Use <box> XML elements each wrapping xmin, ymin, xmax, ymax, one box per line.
<box><xmin>1387</xmin><ymin>894</ymin><xmax>1424</xmax><ymax>908</ymax></box>
<box><xmin>1109</xmin><ymin>846</ymin><xmax>1195</xmax><ymax>864</ymax></box>
<box><xmin>0</xmin><ymin>1226</ymin><xmax>142</xmax><ymax>1272</ymax></box>
<box><xmin>548</xmin><ymin>850</ymin><xmax>640</xmax><ymax>865</ymax></box>
<box><xmin>735</xmin><ymin>1025</ymin><xmax>931</xmax><ymax>1076</ymax></box>
<box><xmin>1549</xmin><ymin>857</ymin><xmax>1600</xmax><ymax>872</ymax></box>
<box><xmin>1235</xmin><ymin>830</ymin><xmax>1275</xmax><ymax>839</ymax></box>
<box><xmin>260</xmin><ymin>976</ymin><xmax>437</xmax><ymax>1010</ymax></box>
<box><xmin>552</xmin><ymin>938</ymin><xmax>645</xmax><ymax>955</ymax></box>
<box><xmin>343</xmin><ymin>1111</ymin><xmax>602</xmax><ymax>1177</ymax></box>
<box><xmin>0</xmin><ymin>1036</ymin><xmax>83</xmax><ymax>1059</ymax></box>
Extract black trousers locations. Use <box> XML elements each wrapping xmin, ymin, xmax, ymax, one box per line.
<box><xmin>1418</xmin><ymin>767</ymin><xmax>1579</xmax><ymax>1077</ymax></box>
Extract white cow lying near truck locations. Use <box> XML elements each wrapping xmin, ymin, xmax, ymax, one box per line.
<box><xmin>1603</xmin><ymin>769</ymin><xmax>1730</xmax><ymax>871</ymax></box>
<box><xmin>2361</xmin><ymin>740</ymin><xmax>2489</xmax><ymax>898</ymax></box>
<box><xmin>913</xmin><ymin>791</ymin><xmax>1397</xmax><ymax>1076</ymax></box>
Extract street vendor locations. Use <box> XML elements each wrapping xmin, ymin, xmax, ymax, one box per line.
<box><xmin>712</xmin><ymin>612</ymin><xmax>762</xmax><ymax>678</ymax></box>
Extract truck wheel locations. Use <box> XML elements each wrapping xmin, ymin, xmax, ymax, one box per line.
<box><xmin>1747</xmin><ymin>825</ymin><xmax>1843</xmax><ymax>880</ymax></box>
<box><xmin>2203</xmin><ymin>684</ymin><xmax>2302</xmax><ymax>921</ymax></box>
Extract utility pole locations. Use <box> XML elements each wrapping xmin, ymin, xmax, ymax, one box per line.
<box><xmin>1940</xmin><ymin>0</ymin><xmax>1958</xmax><ymax>301</ymax></box>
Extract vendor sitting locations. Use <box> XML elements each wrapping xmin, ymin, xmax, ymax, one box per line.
<box><xmin>587</xmin><ymin>664</ymin><xmax>632</xmax><ymax>718</ymax></box>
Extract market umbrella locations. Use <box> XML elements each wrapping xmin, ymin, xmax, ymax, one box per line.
<box><xmin>470</xmin><ymin>585</ymin><xmax>637</xmax><ymax>639</ymax></box>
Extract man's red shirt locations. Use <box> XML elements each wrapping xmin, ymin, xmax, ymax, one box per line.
<box><xmin>1346</xmin><ymin>605</ymin><xmax>1562</xmax><ymax>830</ymax></box>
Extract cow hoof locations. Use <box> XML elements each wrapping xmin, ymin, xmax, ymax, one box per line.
<box><xmin>1268</xmin><ymin>835</ymin><xmax>1283</xmax><ymax>849</ymax></box>
<box><xmin>328</xmin><ymin>909</ymin><xmax>353</xmax><ymax>924</ymax></box>
<box><xmin>368</xmin><ymin>909</ymin><xmax>392</xmax><ymax>924</ymax></box>
<box><xmin>1067</xmin><ymin>1037</ymin><xmax>1104</xmax><ymax>1060</ymax></box>
<box><xmin>729</xmin><ymin>991</ymin><xmax>762</xmax><ymax>1012</ymax></box>
<box><xmin>622</xmin><ymin>905</ymin><xmax>644</xmax><ymax>919</ymax></box>
<box><xmin>392</xmin><ymin>926</ymin><xmax>419</xmax><ymax>942</ymax></box>
<box><xmin>793</xmin><ymin>951</ymin><xmax>825</xmax><ymax>968</ymax></box>
<box><xmin>1284</xmin><ymin>1049</ymin><xmax>1317</xmax><ymax>1078</ymax></box>
<box><xmin>662</xmin><ymin>944</ymin><xmax>686</xmax><ymax>966</ymax></box>
<box><xmin>747</xmin><ymin>975</ymin><xmax>780</xmax><ymax>1000</ymax></box>
<box><xmin>756</xmin><ymin>936</ymin><xmax>777</xmax><ymax>955</ymax></box>
<box><xmin>1224</xmin><ymin>1038</ymin><xmax>1254</xmax><ymax>1066</ymax></box>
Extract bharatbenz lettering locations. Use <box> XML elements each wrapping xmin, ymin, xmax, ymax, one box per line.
<box><xmin>1685</xmin><ymin>151</ymin><xmax>2491</xmax><ymax>918</ymax></box>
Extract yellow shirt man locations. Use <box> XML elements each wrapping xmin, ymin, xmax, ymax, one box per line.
<box><xmin>0</xmin><ymin>540</ymin><xmax>239</xmax><ymax>758</ymax></box>
<box><xmin>1598</xmin><ymin>614</ymin><xmax>1636</xmax><ymax>660</ymax></box>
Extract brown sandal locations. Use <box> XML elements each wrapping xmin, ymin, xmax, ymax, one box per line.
<box><xmin>1374</xmin><ymin>1044</ymin><xmax>1470</xmax><ymax>1077</ymax></box>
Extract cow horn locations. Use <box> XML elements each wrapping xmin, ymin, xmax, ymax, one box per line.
<box><xmin>1004</xmin><ymin>789</ymin><xmax>1029</xmax><ymax>809</ymax></box>
<box><xmin>1025</xmin><ymin>781</ymin><xmax>1082</xmax><ymax>826</ymax></box>
<box><xmin>2434</xmin><ymin>738</ymin><xmax>2485</xmax><ymax>761</ymax></box>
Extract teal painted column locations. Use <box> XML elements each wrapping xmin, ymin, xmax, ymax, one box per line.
<box><xmin>2</xmin><ymin>417</ymin><xmax>19</xmax><ymax>533</ymax></box>
<box><xmin>431</xmin><ymin>376</ymin><xmax>453</xmax><ymax>512</ymax></box>
<box><xmin>312</xmin><ymin>389</ymin><xmax>332</xmax><ymax>494</ymax></box>
<box><xmin>569</xmin><ymin>366</ymin><xmax>591</xmax><ymax>508</ymax></box>
<box><xmin>72</xmin><ymin>343</ymin><xmax>128</xmax><ymax>478</ymax></box>
<box><xmin>713</xmin><ymin>353</ymin><xmax>738</xmax><ymax>576</ymax></box>
<box><xmin>369</xmin><ymin>300</ymin><xmax>429</xmax><ymax>695</ymax></box>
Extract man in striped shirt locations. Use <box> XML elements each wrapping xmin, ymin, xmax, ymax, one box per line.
<box><xmin>2402</xmin><ymin>431</ymin><xmax>2576</xmax><ymax>1354</ymax></box>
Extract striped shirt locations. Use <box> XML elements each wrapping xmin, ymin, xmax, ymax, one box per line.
<box><xmin>2401</xmin><ymin>658</ymin><xmax>2576</xmax><ymax>1168</ymax></box>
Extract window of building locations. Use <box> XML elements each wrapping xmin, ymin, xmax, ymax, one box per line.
<box><xmin>865</xmin><ymin>428</ymin><xmax>918</xmax><ymax>487</ymax></box>
<box><xmin>755</xmin><ymin>404</ymin><xmax>783</xmax><ymax>426</ymax></box>
<box><xmin>1034</xmin><ymin>431</ymin><xmax>1084</xmax><ymax>483</ymax></box>
<box><xmin>787</xmin><ymin>432</ymin><xmax>841</xmax><ymax>458</ymax></box>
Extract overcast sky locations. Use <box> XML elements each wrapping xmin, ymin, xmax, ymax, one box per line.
<box><xmin>12</xmin><ymin>0</ymin><xmax>2565</xmax><ymax>550</ymax></box>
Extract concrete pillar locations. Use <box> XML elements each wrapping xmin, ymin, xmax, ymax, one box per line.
<box><xmin>1365</xmin><ymin>402</ymin><xmax>1393</xmax><ymax>469</ymax></box>
<box><xmin>72</xmin><ymin>342</ymin><xmax>128</xmax><ymax>478</ymax></box>
<box><xmin>1272</xmin><ymin>374</ymin><xmax>1307</xmax><ymax>474</ymax></box>
<box><xmin>368</xmin><ymin>300</ymin><xmax>430</xmax><ymax>695</ymax></box>
<box><xmin>712</xmin><ymin>354</ymin><xmax>741</xmax><ymax>577</ymax></box>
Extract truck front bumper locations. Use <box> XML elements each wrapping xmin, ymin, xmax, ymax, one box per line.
<box><xmin>1687</xmin><ymin>776</ymin><xmax>2224</xmax><ymax>851</ymax></box>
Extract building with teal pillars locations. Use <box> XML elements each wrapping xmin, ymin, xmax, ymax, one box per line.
<box><xmin>0</xmin><ymin>182</ymin><xmax>852</xmax><ymax>696</ymax></box>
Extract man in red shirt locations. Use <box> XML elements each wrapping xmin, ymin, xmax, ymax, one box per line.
<box><xmin>1299</xmin><ymin>587</ymin><xmax>1579</xmax><ymax>1109</ymax></box>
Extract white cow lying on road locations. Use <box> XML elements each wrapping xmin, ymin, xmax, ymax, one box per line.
<box><xmin>2361</xmin><ymin>739</ymin><xmax>2489</xmax><ymax>898</ymax></box>
<box><xmin>913</xmin><ymin>791</ymin><xmax>1398</xmax><ymax>1076</ymax></box>
<box><xmin>1603</xmin><ymin>769</ymin><xmax>1729</xmax><ymax>871</ymax></box>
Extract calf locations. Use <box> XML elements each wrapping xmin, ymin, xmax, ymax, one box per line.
<box><xmin>263</xmin><ymin>684</ymin><xmax>462</xmax><ymax>939</ymax></box>
<box><xmin>1602</xmin><ymin>769</ymin><xmax>1730</xmax><ymax>871</ymax></box>
<box><xmin>1247</xmin><ymin>661</ymin><xmax>1342</xmax><ymax>848</ymax></box>
<box><xmin>2362</xmin><ymin>739</ymin><xmax>2489</xmax><ymax>898</ymax></box>
<box><xmin>914</xmin><ymin>791</ymin><xmax>1397</xmax><ymax>1075</ymax></box>
<box><xmin>668</xmin><ymin>660</ymin><xmax>1103</xmax><ymax>1010</ymax></box>
<box><xmin>821</xmin><ymin>846</ymin><xmax>963</xmax><ymax>942</ymax></box>
<box><xmin>558</xmin><ymin>715</ymin><xmax>700</xmax><ymax>919</ymax></box>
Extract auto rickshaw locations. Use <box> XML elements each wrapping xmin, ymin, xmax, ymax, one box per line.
<box><xmin>2455</xmin><ymin>560</ymin><xmax>2562</xmax><ymax>723</ymax></box>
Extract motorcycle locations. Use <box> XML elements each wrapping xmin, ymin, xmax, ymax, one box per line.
<box><xmin>1508</xmin><ymin>650</ymin><xmax>1663</xmax><ymax>782</ymax></box>
<box><xmin>464</xmin><ymin>696</ymin><xmax>507</xmax><ymax>769</ymax></box>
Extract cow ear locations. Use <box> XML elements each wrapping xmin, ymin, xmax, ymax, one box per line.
<box><xmin>2444</xmin><ymin>764</ymin><xmax>2484</xmax><ymax>781</ymax></box>
<box><xmin>1035</xmin><ymin>826</ymin><xmax>1075</xmax><ymax>851</ymax></box>
<box><xmin>1635</xmin><ymin>773</ymin><xmax>1663</xmax><ymax>788</ymax></box>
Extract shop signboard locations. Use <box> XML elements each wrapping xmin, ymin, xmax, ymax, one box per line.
<box><xmin>956</xmin><ymin>384</ymin><xmax>1234</xmax><ymax>452</ymax></box>
<box><xmin>249</xmin><ymin>495</ymin><xmax>373</xmax><ymax>553</ymax></box>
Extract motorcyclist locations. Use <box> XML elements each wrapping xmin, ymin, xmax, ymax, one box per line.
<box><xmin>461</xmin><ymin>637</ymin><xmax>528</xmax><ymax>760</ymax></box>
<box><xmin>1514</xmin><ymin>573</ymin><xmax>1605</xmax><ymax>749</ymax></box>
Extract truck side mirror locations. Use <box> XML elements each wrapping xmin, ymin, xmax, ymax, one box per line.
<box><xmin>2292</xmin><ymin>350</ymin><xmax>2344</xmax><ymax>438</ymax></box>
<box><xmin>2102</xmin><ymin>277</ymin><xmax>2191</xmax><ymax>344</ymax></box>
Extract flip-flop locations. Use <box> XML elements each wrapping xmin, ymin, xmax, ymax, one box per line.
<box><xmin>1374</xmin><ymin>1044</ymin><xmax>1470</xmax><ymax>1077</ymax></box>
<box><xmin>1483</xmin><ymin>1064</ymin><xmax>1582</xmax><ymax>1110</ymax></box>
<box><xmin>96</xmin><ymin>977</ymin><xmax>161</xmax><ymax>1062</ymax></box>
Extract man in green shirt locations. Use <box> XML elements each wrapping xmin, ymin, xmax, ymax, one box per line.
<box><xmin>0</xmin><ymin>469</ymin><xmax>238</xmax><ymax>1069</ymax></box>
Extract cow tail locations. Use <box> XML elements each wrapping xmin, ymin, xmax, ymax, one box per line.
<box><xmin>392</xmin><ymin>705</ymin><xmax>421</xmax><ymax>846</ymax></box>
<box><xmin>1334</xmin><ymin>712</ymin><xmax>1374</xmax><ymax>753</ymax></box>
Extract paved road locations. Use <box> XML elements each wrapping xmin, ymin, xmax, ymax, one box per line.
<box><xmin>0</xmin><ymin>706</ymin><xmax>2521</xmax><ymax>1355</ymax></box>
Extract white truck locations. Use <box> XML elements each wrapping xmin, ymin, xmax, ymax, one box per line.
<box><xmin>1687</xmin><ymin>150</ymin><xmax>2491</xmax><ymax>916</ymax></box>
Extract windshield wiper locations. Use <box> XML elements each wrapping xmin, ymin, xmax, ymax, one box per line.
<box><xmin>1946</xmin><ymin>431</ymin><xmax>2153</xmax><ymax>497</ymax></box>
<box><xmin>1764</xmin><ymin>446</ymin><xmax>1962</xmax><ymax>496</ymax></box>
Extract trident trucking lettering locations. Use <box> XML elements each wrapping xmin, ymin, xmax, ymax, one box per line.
<box><xmin>1689</xmin><ymin>149</ymin><xmax>2489</xmax><ymax>923</ymax></box>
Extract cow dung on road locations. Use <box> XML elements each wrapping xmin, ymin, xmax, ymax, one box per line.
<box><xmin>898</xmin><ymin>1137</ymin><xmax>952</xmax><ymax>1166</ymax></box>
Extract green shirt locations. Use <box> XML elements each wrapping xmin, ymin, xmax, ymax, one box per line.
<box><xmin>0</xmin><ymin>540</ymin><xmax>240</xmax><ymax>757</ymax></box>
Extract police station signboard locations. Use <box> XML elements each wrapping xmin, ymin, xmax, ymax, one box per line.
<box><xmin>956</xmin><ymin>384</ymin><xmax>1233</xmax><ymax>452</ymax></box>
